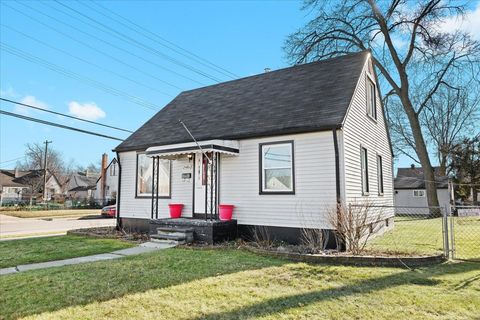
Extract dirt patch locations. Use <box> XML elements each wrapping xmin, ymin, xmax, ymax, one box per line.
<box><xmin>67</xmin><ymin>227</ymin><xmax>149</xmax><ymax>243</ymax></box>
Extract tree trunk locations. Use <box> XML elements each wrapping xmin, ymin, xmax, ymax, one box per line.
<box><xmin>438</xmin><ymin>155</ymin><xmax>448</xmax><ymax>176</ymax></box>
<box><xmin>400</xmin><ymin>95</ymin><xmax>440</xmax><ymax>210</ymax></box>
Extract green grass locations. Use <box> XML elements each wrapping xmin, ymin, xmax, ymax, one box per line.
<box><xmin>1</xmin><ymin>209</ymin><xmax>99</xmax><ymax>218</ymax></box>
<box><xmin>366</xmin><ymin>216</ymin><xmax>480</xmax><ymax>260</ymax></box>
<box><xmin>0</xmin><ymin>235</ymin><xmax>134</xmax><ymax>268</ymax></box>
<box><xmin>0</xmin><ymin>248</ymin><xmax>478</xmax><ymax>320</ymax></box>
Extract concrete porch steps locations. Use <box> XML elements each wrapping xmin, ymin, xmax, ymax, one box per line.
<box><xmin>150</xmin><ymin>226</ymin><xmax>194</xmax><ymax>244</ymax></box>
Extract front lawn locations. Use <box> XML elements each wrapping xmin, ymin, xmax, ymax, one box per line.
<box><xmin>1</xmin><ymin>248</ymin><xmax>478</xmax><ymax>320</ymax></box>
<box><xmin>1</xmin><ymin>209</ymin><xmax>99</xmax><ymax>218</ymax></box>
<box><xmin>0</xmin><ymin>235</ymin><xmax>134</xmax><ymax>268</ymax></box>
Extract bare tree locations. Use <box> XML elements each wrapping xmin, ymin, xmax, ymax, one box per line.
<box><xmin>422</xmin><ymin>82</ymin><xmax>479</xmax><ymax>175</ymax></box>
<box><xmin>18</xmin><ymin>143</ymin><xmax>65</xmax><ymax>175</ymax></box>
<box><xmin>286</xmin><ymin>0</ymin><xmax>480</xmax><ymax>207</ymax></box>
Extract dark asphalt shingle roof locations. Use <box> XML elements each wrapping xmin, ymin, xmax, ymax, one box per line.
<box><xmin>115</xmin><ymin>51</ymin><xmax>369</xmax><ymax>152</ymax></box>
<box><xmin>394</xmin><ymin>167</ymin><xmax>449</xmax><ymax>189</ymax></box>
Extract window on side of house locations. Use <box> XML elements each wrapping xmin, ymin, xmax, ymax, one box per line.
<box><xmin>413</xmin><ymin>190</ymin><xmax>425</xmax><ymax>197</ymax></box>
<box><xmin>366</xmin><ymin>77</ymin><xmax>377</xmax><ymax>120</ymax></box>
<box><xmin>361</xmin><ymin>147</ymin><xmax>369</xmax><ymax>195</ymax></box>
<box><xmin>136</xmin><ymin>153</ymin><xmax>171</xmax><ymax>198</ymax></box>
<box><xmin>260</xmin><ymin>141</ymin><xmax>294</xmax><ymax>194</ymax></box>
<box><xmin>377</xmin><ymin>154</ymin><xmax>384</xmax><ymax>195</ymax></box>
<box><xmin>110</xmin><ymin>163</ymin><xmax>116</xmax><ymax>176</ymax></box>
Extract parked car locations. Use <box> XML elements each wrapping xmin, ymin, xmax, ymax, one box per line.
<box><xmin>101</xmin><ymin>205</ymin><xmax>116</xmax><ymax>218</ymax></box>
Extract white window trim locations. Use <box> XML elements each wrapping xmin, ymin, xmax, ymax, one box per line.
<box><xmin>260</xmin><ymin>141</ymin><xmax>295</xmax><ymax>194</ymax></box>
<box><xmin>361</xmin><ymin>146</ymin><xmax>369</xmax><ymax>195</ymax></box>
<box><xmin>366</xmin><ymin>74</ymin><xmax>377</xmax><ymax>121</ymax></box>
<box><xmin>136</xmin><ymin>153</ymin><xmax>171</xmax><ymax>198</ymax></box>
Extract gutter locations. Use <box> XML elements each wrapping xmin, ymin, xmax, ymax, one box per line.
<box><xmin>115</xmin><ymin>151</ymin><xmax>122</xmax><ymax>230</ymax></box>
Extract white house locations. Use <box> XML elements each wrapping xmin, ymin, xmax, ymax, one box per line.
<box><xmin>94</xmin><ymin>155</ymin><xmax>118</xmax><ymax>205</ymax></box>
<box><xmin>113</xmin><ymin>51</ymin><xmax>394</xmax><ymax>242</ymax></box>
<box><xmin>394</xmin><ymin>166</ymin><xmax>451</xmax><ymax>214</ymax></box>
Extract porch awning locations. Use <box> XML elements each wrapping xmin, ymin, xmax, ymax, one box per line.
<box><xmin>145</xmin><ymin>139</ymin><xmax>239</xmax><ymax>159</ymax></box>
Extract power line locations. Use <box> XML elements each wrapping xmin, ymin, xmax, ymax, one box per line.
<box><xmin>1</xmin><ymin>42</ymin><xmax>160</xmax><ymax>111</ymax></box>
<box><xmin>81</xmin><ymin>0</ymin><xmax>239</xmax><ymax>79</ymax></box>
<box><xmin>0</xmin><ymin>156</ymin><xmax>26</xmax><ymax>165</ymax></box>
<box><xmin>0</xmin><ymin>97</ymin><xmax>133</xmax><ymax>133</ymax></box>
<box><xmin>53</xmin><ymin>0</ymin><xmax>224</xmax><ymax>83</ymax></box>
<box><xmin>1</xmin><ymin>24</ymin><xmax>174</xmax><ymax>98</ymax></box>
<box><xmin>4</xmin><ymin>1</ymin><xmax>186</xmax><ymax>90</ymax></box>
<box><xmin>0</xmin><ymin>110</ymin><xmax>124</xmax><ymax>141</ymax></box>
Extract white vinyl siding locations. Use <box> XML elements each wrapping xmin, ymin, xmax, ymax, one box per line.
<box><xmin>118</xmin><ymin>151</ymin><xmax>193</xmax><ymax>219</ymax></box>
<box><xmin>341</xmin><ymin>58</ymin><xmax>394</xmax><ymax>213</ymax></box>
<box><xmin>220</xmin><ymin>131</ymin><xmax>336</xmax><ymax>229</ymax></box>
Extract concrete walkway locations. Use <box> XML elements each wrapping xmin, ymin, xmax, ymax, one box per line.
<box><xmin>0</xmin><ymin>241</ymin><xmax>175</xmax><ymax>276</ymax></box>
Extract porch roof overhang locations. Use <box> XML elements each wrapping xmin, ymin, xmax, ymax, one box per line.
<box><xmin>145</xmin><ymin>139</ymin><xmax>239</xmax><ymax>159</ymax></box>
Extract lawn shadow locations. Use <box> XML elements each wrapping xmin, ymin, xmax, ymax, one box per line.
<box><xmin>0</xmin><ymin>247</ymin><xmax>287</xmax><ymax>319</ymax></box>
<box><xmin>194</xmin><ymin>261</ymin><xmax>480</xmax><ymax>320</ymax></box>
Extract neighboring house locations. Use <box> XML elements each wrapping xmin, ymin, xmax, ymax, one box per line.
<box><xmin>45</xmin><ymin>173</ymin><xmax>63</xmax><ymax>200</ymax></box>
<box><xmin>394</xmin><ymin>165</ymin><xmax>450</xmax><ymax>214</ymax></box>
<box><xmin>66</xmin><ymin>171</ymin><xmax>98</xmax><ymax>202</ymax></box>
<box><xmin>113</xmin><ymin>51</ymin><xmax>394</xmax><ymax>242</ymax></box>
<box><xmin>94</xmin><ymin>154</ymin><xmax>118</xmax><ymax>205</ymax></box>
<box><xmin>0</xmin><ymin>168</ymin><xmax>44</xmax><ymax>205</ymax></box>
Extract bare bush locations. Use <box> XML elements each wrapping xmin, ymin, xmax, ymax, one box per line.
<box><xmin>301</xmin><ymin>228</ymin><xmax>328</xmax><ymax>254</ymax></box>
<box><xmin>250</xmin><ymin>225</ymin><xmax>273</xmax><ymax>249</ymax></box>
<box><xmin>328</xmin><ymin>202</ymin><xmax>383</xmax><ymax>255</ymax></box>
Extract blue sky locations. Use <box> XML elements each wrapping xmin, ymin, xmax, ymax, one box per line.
<box><xmin>1</xmin><ymin>1</ymin><xmax>479</xmax><ymax>170</ymax></box>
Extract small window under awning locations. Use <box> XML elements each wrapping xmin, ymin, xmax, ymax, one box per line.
<box><xmin>145</xmin><ymin>139</ymin><xmax>239</xmax><ymax>159</ymax></box>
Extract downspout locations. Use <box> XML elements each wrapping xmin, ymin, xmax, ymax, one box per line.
<box><xmin>115</xmin><ymin>151</ymin><xmax>122</xmax><ymax>230</ymax></box>
<box><xmin>332</xmin><ymin>129</ymin><xmax>341</xmax><ymax>204</ymax></box>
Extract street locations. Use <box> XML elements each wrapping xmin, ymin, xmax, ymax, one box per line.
<box><xmin>0</xmin><ymin>214</ymin><xmax>116</xmax><ymax>239</ymax></box>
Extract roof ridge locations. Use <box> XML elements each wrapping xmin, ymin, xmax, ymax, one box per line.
<box><xmin>181</xmin><ymin>50</ymin><xmax>370</xmax><ymax>95</ymax></box>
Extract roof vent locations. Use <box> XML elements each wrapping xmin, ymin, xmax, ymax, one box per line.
<box><xmin>264</xmin><ymin>68</ymin><xmax>271</xmax><ymax>73</ymax></box>
<box><xmin>410</xmin><ymin>164</ymin><xmax>415</xmax><ymax>169</ymax></box>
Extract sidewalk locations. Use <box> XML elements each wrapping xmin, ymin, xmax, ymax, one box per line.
<box><xmin>0</xmin><ymin>241</ymin><xmax>175</xmax><ymax>276</ymax></box>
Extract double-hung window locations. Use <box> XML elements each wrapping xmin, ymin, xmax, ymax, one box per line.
<box><xmin>136</xmin><ymin>153</ymin><xmax>171</xmax><ymax>198</ymax></box>
<box><xmin>413</xmin><ymin>190</ymin><xmax>425</xmax><ymax>197</ymax></box>
<box><xmin>366</xmin><ymin>77</ymin><xmax>377</xmax><ymax>120</ymax></box>
<box><xmin>260</xmin><ymin>141</ymin><xmax>294</xmax><ymax>194</ymax></box>
<box><xmin>377</xmin><ymin>155</ymin><xmax>384</xmax><ymax>195</ymax></box>
<box><xmin>361</xmin><ymin>147</ymin><xmax>369</xmax><ymax>195</ymax></box>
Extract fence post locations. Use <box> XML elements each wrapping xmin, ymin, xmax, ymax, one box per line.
<box><xmin>449</xmin><ymin>206</ymin><xmax>455</xmax><ymax>260</ymax></box>
<box><xmin>442</xmin><ymin>205</ymin><xmax>450</xmax><ymax>259</ymax></box>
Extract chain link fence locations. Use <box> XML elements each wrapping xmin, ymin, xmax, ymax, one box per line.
<box><xmin>0</xmin><ymin>198</ymin><xmax>115</xmax><ymax>211</ymax></box>
<box><xmin>450</xmin><ymin>205</ymin><xmax>480</xmax><ymax>261</ymax></box>
<box><xmin>361</xmin><ymin>205</ymin><xmax>448</xmax><ymax>257</ymax></box>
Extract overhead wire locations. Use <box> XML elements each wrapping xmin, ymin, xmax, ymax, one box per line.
<box><xmin>80</xmin><ymin>0</ymin><xmax>239</xmax><ymax>79</ymax></box>
<box><xmin>4</xmin><ymin>1</ymin><xmax>187</xmax><ymax>90</ymax></box>
<box><xmin>0</xmin><ymin>98</ymin><xmax>134</xmax><ymax>133</ymax></box>
<box><xmin>0</xmin><ymin>110</ymin><xmax>124</xmax><ymax>141</ymax></box>
<box><xmin>52</xmin><ymin>0</ymin><xmax>224</xmax><ymax>83</ymax></box>
<box><xmin>1</xmin><ymin>43</ymin><xmax>160</xmax><ymax>111</ymax></box>
<box><xmin>1</xmin><ymin>24</ymin><xmax>175</xmax><ymax>98</ymax></box>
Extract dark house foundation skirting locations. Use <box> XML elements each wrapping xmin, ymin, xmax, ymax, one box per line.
<box><xmin>119</xmin><ymin>217</ymin><xmax>339</xmax><ymax>248</ymax></box>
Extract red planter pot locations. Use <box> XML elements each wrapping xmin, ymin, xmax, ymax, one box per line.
<box><xmin>168</xmin><ymin>204</ymin><xmax>184</xmax><ymax>218</ymax></box>
<box><xmin>219</xmin><ymin>204</ymin><xmax>235</xmax><ymax>221</ymax></box>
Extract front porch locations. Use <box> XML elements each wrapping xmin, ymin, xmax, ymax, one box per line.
<box><xmin>149</xmin><ymin>218</ymin><xmax>237</xmax><ymax>244</ymax></box>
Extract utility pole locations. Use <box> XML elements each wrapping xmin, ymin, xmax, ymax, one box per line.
<box><xmin>43</xmin><ymin>140</ymin><xmax>52</xmax><ymax>202</ymax></box>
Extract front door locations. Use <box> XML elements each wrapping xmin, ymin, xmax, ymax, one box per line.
<box><xmin>194</xmin><ymin>153</ymin><xmax>206</xmax><ymax>214</ymax></box>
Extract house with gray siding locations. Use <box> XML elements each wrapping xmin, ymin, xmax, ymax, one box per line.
<box><xmin>113</xmin><ymin>51</ymin><xmax>394</xmax><ymax>242</ymax></box>
<box><xmin>394</xmin><ymin>166</ymin><xmax>451</xmax><ymax>214</ymax></box>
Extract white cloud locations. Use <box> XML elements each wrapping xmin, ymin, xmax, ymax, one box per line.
<box><xmin>68</xmin><ymin>101</ymin><xmax>106</xmax><ymax>120</ymax></box>
<box><xmin>439</xmin><ymin>3</ymin><xmax>480</xmax><ymax>40</ymax></box>
<box><xmin>0</xmin><ymin>86</ymin><xmax>19</xmax><ymax>99</ymax></box>
<box><xmin>13</xmin><ymin>95</ymin><xmax>49</xmax><ymax>115</ymax></box>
